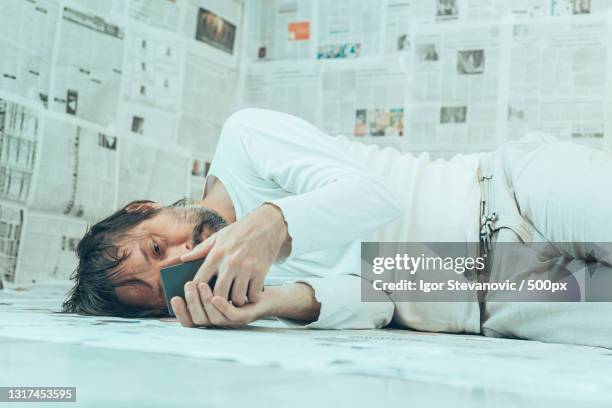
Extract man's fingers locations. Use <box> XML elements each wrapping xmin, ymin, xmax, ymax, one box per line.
<box><xmin>212</xmin><ymin>259</ymin><xmax>236</xmax><ymax>300</ymax></box>
<box><xmin>181</xmin><ymin>233</ymin><xmax>217</xmax><ymax>263</ymax></box>
<box><xmin>247</xmin><ymin>275</ymin><xmax>265</xmax><ymax>303</ymax></box>
<box><xmin>211</xmin><ymin>296</ymin><xmax>242</xmax><ymax>321</ymax></box>
<box><xmin>164</xmin><ymin>252</ymin><xmax>184</xmax><ymax>269</ymax></box>
<box><xmin>230</xmin><ymin>274</ymin><xmax>249</xmax><ymax>306</ymax></box>
<box><xmin>193</xmin><ymin>247</ymin><xmax>222</xmax><ymax>283</ymax></box>
<box><xmin>184</xmin><ymin>281</ymin><xmax>208</xmax><ymax>326</ymax></box>
<box><xmin>201</xmin><ymin>285</ymin><xmax>229</xmax><ymax>325</ymax></box>
<box><xmin>197</xmin><ymin>282</ymin><xmax>213</xmax><ymax>305</ymax></box>
<box><xmin>170</xmin><ymin>296</ymin><xmax>194</xmax><ymax>328</ymax></box>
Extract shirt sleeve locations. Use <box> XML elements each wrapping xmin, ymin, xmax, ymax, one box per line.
<box><xmin>277</xmin><ymin>274</ymin><xmax>395</xmax><ymax>329</ymax></box>
<box><xmin>220</xmin><ymin>108</ymin><xmax>401</xmax><ymax>257</ymax></box>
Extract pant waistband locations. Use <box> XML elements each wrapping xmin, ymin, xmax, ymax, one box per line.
<box><xmin>477</xmin><ymin>152</ymin><xmax>533</xmax><ymax>248</ymax></box>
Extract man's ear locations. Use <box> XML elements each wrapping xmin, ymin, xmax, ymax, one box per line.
<box><xmin>124</xmin><ymin>201</ymin><xmax>162</xmax><ymax>213</ymax></box>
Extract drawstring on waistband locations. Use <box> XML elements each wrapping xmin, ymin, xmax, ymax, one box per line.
<box><xmin>479</xmin><ymin>175</ymin><xmax>497</xmax><ymax>256</ymax></box>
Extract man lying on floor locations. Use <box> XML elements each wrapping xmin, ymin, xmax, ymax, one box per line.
<box><xmin>63</xmin><ymin>109</ymin><xmax>612</xmax><ymax>349</ymax></box>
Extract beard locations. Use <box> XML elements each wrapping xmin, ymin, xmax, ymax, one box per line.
<box><xmin>167</xmin><ymin>199</ymin><xmax>228</xmax><ymax>246</ymax></box>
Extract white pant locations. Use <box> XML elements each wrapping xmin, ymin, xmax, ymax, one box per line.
<box><xmin>479</xmin><ymin>133</ymin><xmax>612</xmax><ymax>348</ymax></box>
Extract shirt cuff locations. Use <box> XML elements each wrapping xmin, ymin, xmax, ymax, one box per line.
<box><xmin>276</xmin><ymin>275</ymin><xmax>395</xmax><ymax>330</ymax></box>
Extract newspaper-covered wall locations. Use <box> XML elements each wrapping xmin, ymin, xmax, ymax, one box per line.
<box><xmin>1</xmin><ymin>0</ymin><xmax>611</xmax><ymax>285</ymax></box>
<box><xmin>0</xmin><ymin>0</ymin><xmax>242</xmax><ymax>285</ymax></box>
<box><xmin>242</xmin><ymin>0</ymin><xmax>612</xmax><ymax>156</ymax></box>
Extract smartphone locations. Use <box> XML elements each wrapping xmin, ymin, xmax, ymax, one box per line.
<box><xmin>159</xmin><ymin>259</ymin><xmax>216</xmax><ymax>316</ymax></box>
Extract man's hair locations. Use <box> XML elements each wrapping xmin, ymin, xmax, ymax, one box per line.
<box><xmin>62</xmin><ymin>200</ymin><xmax>168</xmax><ymax>318</ymax></box>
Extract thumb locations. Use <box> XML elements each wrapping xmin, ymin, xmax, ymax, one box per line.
<box><xmin>181</xmin><ymin>233</ymin><xmax>217</xmax><ymax>262</ymax></box>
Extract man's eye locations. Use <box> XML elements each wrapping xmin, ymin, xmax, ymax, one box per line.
<box><xmin>152</xmin><ymin>240</ymin><xmax>161</xmax><ymax>256</ymax></box>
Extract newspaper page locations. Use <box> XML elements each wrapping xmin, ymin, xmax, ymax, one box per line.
<box><xmin>118</xmin><ymin>23</ymin><xmax>183</xmax><ymax>141</ymax></box>
<box><xmin>241</xmin><ymin>60</ymin><xmax>321</xmax><ymax>126</ymax></box>
<box><xmin>118</xmin><ymin>136</ymin><xmax>190</xmax><ymax>207</ymax></box>
<box><xmin>0</xmin><ymin>99</ymin><xmax>39</xmax><ymax>204</ymax></box>
<box><xmin>118</xmin><ymin>102</ymin><xmax>179</xmax><ymax>142</ymax></box>
<box><xmin>50</xmin><ymin>7</ymin><xmax>124</xmax><ymax>126</ymax></box>
<box><xmin>177</xmin><ymin>44</ymin><xmax>238</xmax><ymax>154</ymax></box>
<box><xmin>122</xmin><ymin>26</ymin><xmax>183</xmax><ymax>112</ymax></box>
<box><xmin>181</xmin><ymin>0</ymin><xmax>242</xmax><ymax>68</ymax></box>
<box><xmin>0</xmin><ymin>200</ymin><xmax>24</xmax><ymax>284</ymax></box>
<box><xmin>177</xmin><ymin>116</ymin><xmax>223</xmax><ymax>156</ymax></box>
<box><xmin>408</xmin><ymin>22</ymin><xmax>503</xmax><ymax>151</ymax></box>
<box><xmin>384</xmin><ymin>0</ymin><xmax>413</xmax><ymax>55</ymax></box>
<box><xmin>246</xmin><ymin>0</ymin><xmax>276</xmax><ymax>60</ymax></box>
<box><xmin>189</xmin><ymin>154</ymin><xmax>213</xmax><ymax>200</ymax></box>
<box><xmin>607</xmin><ymin>11</ymin><xmax>612</xmax><ymax>153</ymax></box>
<box><xmin>30</xmin><ymin>117</ymin><xmax>118</xmax><ymax>222</ymax></box>
<box><xmin>0</xmin><ymin>0</ymin><xmax>59</xmax><ymax>106</ymax></box>
<box><xmin>247</xmin><ymin>0</ymin><xmax>315</xmax><ymax>61</ymax></box>
<box><xmin>506</xmin><ymin>16</ymin><xmax>607</xmax><ymax>148</ymax></box>
<box><xmin>129</xmin><ymin>0</ymin><xmax>183</xmax><ymax>32</ymax></box>
<box><xmin>321</xmin><ymin>57</ymin><xmax>408</xmax><ymax>147</ymax></box>
<box><xmin>317</xmin><ymin>0</ymin><xmax>384</xmax><ymax>59</ymax></box>
<box><xmin>14</xmin><ymin>211</ymin><xmax>87</xmax><ymax>284</ymax></box>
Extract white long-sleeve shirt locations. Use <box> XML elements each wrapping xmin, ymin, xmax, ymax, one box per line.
<box><xmin>204</xmin><ymin>108</ymin><xmax>482</xmax><ymax>333</ymax></box>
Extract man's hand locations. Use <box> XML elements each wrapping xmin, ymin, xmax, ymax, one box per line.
<box><xmin>170</xmin><ymin>282</ymin><xmax>320</xmax><ymax>328</ymax></box>
<box><xmin>170</xmin><ymin>282</ymin><xmax>273</xmax><ymax>328</ymax></box>
<box><xmin>180</xmin><ymin>203</ymin><xmax>290</xmax><ymax>305</ymax></box>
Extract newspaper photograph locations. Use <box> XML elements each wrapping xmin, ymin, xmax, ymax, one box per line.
<box><xmin>0</xmin><ymin>99</ymin><xmax>39</xmax><ymax>204</ymax></box>
<box><xmin>551</xmin><ymin>0</ymin><xmax>611</xmax><ymax>16</ymax></box>
<box><xmin>30</xmin><ymin>117</ymin><xmax>118</xmax><ymax>222</ymax></box>
<box><xmin>195</xmin><ymin>7</ymin><xmax>237</xmax><ymax>54</ymax></box>
<box><xmin>0</xmin><ymin>200</ymin><xmax>24</xmax><ymax>284</ymax></box>
<box><xmin>0</xmin><ymin>0</ymin><xmax>58</xmax><ymax>106</ymax></box>
<box><xmin>51</xmin><ymin>7</ymin><xmax>124</xmax><ymax>126</ymax></box>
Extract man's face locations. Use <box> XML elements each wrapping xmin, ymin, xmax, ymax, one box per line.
<box><xmin>113</xmin><ymin>202</ymin><xmax>227</xmax><ymax>311</ymax></box>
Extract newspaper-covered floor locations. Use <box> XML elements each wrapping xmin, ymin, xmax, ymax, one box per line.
<box><xmin>1</xmin><ymin>282</ymin><xmax>612</xmax><ymax>403</ymax></box>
